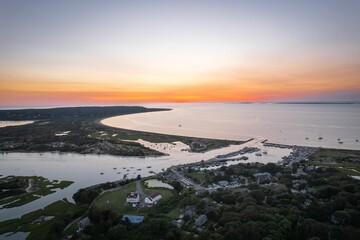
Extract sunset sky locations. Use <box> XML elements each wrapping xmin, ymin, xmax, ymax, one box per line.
<box><xmin>0</xmin><ymin>0</ymin><xmax>359</xmax><ymax>105</ymax></box>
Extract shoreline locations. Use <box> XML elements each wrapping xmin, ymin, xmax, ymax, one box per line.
<box><xmin>0</xmin><ymin>106</ymin><xmax>246</xmax><ymax>156</ymax></box>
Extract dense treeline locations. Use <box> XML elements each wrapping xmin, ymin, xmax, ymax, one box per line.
<box><xmin>74</xmin><ymin>159</ymin><xmax>360</xmax><ymax>240</ymax></box>
<box><xmin>0</xmin><ymin>106</ymin><xmax>166</xmax><ymax>121</ymax></box>
<box><xmin>73</xmin><ymin>180</ymin><xmax>135</xmax><ymax>205</ymax></box>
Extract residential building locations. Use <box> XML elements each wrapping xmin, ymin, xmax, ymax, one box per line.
<box><xmin>170</xmin><ymin>219</ymin><xmax>185</xmax><ymax>228</ymax></box>
<box><xmin>126</xmin><ymin>192</ymin><xmax>140</xmax><ymax>204</ymax></box>
<box><xmin>145</xmin><ymin>192</ymin><xmax>162</xmax><ymax>204</ymax></box>
<box><xmin>195</xmin><ymin>214</ymin><xmax>208</xmax><ymax>227</ymax></box>
<box><xmin>253</xmin><ymin>172</ymin><xmax>272</xmax><ymax>183</ymax></box>
<box><xmin>78</xmin><ymin>217</ymin><xmax>90</xmax><ymax>230</ymax></box>
<box><xmin>217</xmin><ymin>180</ymin><xmax>230</xmax><ymax>187</ymax></box>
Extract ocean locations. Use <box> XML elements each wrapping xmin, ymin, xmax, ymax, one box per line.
<box><xmin>103</xmin><ymin>103</ymin><xmax>360</xmax><ymax>150</ymax></box>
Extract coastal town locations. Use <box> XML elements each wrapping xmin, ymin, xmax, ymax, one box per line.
<box><xmin>1</xmin><ymin>136</ymin><xmax>360</xmax><ymax>240</ymax></box>
<box><xmin>0</xmin><ymin>106</ymin><xmax>359</xmax><ymax>239</ymax></box>
<box><xmin>59</xmin><ymin>143</ymin><xmax>360</xmax><ymax>240</ymax></box>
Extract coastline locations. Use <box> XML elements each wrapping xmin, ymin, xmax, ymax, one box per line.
<box><xmin>0</xmin><ymin>106</ymin><xmax>246</xmax><ymax>156</ymax></box>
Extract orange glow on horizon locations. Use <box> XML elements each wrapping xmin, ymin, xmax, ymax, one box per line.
<box><xmin>1</xmin><ymin>57</ymin><xmax>359</xmax><ymax>105</ymax></box>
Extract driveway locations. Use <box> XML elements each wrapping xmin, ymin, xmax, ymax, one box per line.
<box><xmin>136</xmin><ymin>180</ymin><xmax>146</xmax><ymax>207</ymax></box>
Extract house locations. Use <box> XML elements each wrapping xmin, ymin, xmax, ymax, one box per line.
<box><xmin>122</xmin><ymin>215</ymin><xmax>144</xmax><ymax>224</ymax></box>
<box><xmin>182</xmin><ymin>205</ymin><xmax>196</xmax><ymax>218</ymax></box>
<box><xmin>217</xmin><ymin>180</ymin><xmax>229</xmax><ymax>187</ymax></box>
<box><xmin>195</xmin><ymin>214</ymin><xmax>208</xmax><ymax>227</ymax></box>
<box><xmin>145</xmin><ymin>192</ymin><xmax>162</xmax><ymax>204</ymax></box>
<box><xmin>126</xmin><ymin>192</ymin><xmax>140</xmax><ymax>204</ymax></box>
<box><xmin>293</xmin><ymin>168</ymin><xmax>307</xmax><ymax>177</ymax></box>
<box><xmin>196</xmin><ymin>189</ymin><xmax>207</xmax><ymax>197</ymax></box>
<box><xmin>78</xmin><ymin>217</ymin><xmax>90</xmax><ymax>230</ymax></box>
<box><xmin>253</xmin><ymin>172</ymin><xmax>272</xmax><ymax>183</ymax></box>
<box><xmin>170</xmin><ymin>219</ymin><xmax>185</xmax><ymax>228</ymax></box>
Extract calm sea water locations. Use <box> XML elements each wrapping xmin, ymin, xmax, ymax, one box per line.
<box><xmin>103</xmin><ymin>103</ymin><xmax>360</xmax><ymax>150</ymax></box>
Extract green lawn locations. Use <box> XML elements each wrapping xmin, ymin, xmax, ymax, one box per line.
<box><xmin>141</xmin><ymin>179</ymin><xmax>178</xmax><ymax>218</ymax></box>
<box><xmin>309</xmin><ymin>162</ymin><xmax>360</xmax><ymax>177</ymax></box>
<box><xmin>93</xmin><ymin>182</ymin><xmax>147</xmax><ymax>215</ymax></box>
<box><xmin>94</xmin><ymin>181</ymin><xmax>176</xmax><ymax>217</ymax></box>
<box><xmin>0</xmin><ymin>200</ymin><xmax>86</xmax><ymax>239</ymax></box>
<box><xmin>141</xmin><ymin>180</ymin><xmax>175</xmax><ymax>200</ymax></box>
<box><xmin>0</xmin><ymin>176</ymin><xmax>74</xmax><ymax>208</ymax></box>
<box><xmin>186</xmin><ymin>172</ymin><xmax>214</xmax><ymax>184</ymax></box>
<box><xmin>308</xmin><ymin>148</ymin><xmax>360</xmax><ymax>178</ymax></box>
<box><xmin>165</xmin><ymin>205</ymin><xmax>182</xmax><ymax>219</ymax></box>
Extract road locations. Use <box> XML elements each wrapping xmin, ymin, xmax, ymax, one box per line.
<box><xmin>170</xmin><ymin>167</ymin><xmax>204</xmax><ymax>190</ymax></box>
<box><xmin>135</xmin><ymin>180</ymin><xmax>147</xmax><ymax>207</ymax></box>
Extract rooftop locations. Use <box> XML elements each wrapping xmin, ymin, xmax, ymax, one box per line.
<box><xmin>127</xmin><ymin>192</ymin><xmax>139</xmax><ymax>199</ymax></box>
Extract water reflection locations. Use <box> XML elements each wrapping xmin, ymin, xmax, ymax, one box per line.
<box><xmin>0</xmin><ymin>139</ymin><xmax>290</xmax><ymax>221</ymax></box>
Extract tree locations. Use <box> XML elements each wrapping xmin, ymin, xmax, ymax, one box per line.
<box><xmin>260</xmin><ymin>163</ymin><xmax>283</xmax><ymax>174</ymax></box>
<box><xmin>107</xmin><ymin>224</ymin><xmax>127</xmax><ymax>240</ymax></box>
<box><xmin>46</xmin><ymin>221</ymin><xmax>66</xmax><ymax>239</ymax></box>
<box><xmin>250</xmin><ymin>190</ymin><xmax>265</xmax><ymax>204</ymax></box>
<box><xmin>170</xmin><ymin>181</ymin><xmax>183</xmax><ymax>192</ymax></box>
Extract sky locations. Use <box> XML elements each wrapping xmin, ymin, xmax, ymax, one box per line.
<box><xmin>0</xmin><ymin>0</ymin><xmax>359</xmax><ymax>105</ymax></box>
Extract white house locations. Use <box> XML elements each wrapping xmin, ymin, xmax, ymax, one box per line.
<box><xmin>126</xmin><ymin>192</ymin><xmax>140</xmax><ymax>204</ymax></box>
<box><xmin>145</xmin><ymin>192</ymin><xmax>162</xmax><ymax>204</ymax></box>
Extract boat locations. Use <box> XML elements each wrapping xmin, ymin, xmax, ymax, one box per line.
<box><xmin>338</xmin><ymin>141</ymin><xmax>343</xmax><ymax>144</ymax></box>
<box><xmin>318</xmin><ymin>137</ymin><xmax>323</xmax><ymax>140</ymax></box>
<box><xmin>356</xmin><ymin>139</ymin><xmax>359</xmax><ymax>142</ymax></box>
<box><xmin>305</xmin><ymin>137</ymin><xmax>309</xmax><ymax>140</ymax></box>
<box><xmin>100</xmin><ymin>172</ymin><xmax>104</xmax><ymax>175</ymax></box>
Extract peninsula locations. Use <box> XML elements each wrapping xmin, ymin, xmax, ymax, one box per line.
<box><xmin>0</xmin><ymin>106</ymin><xmax>244</xmax><ymax>156</ymax></box>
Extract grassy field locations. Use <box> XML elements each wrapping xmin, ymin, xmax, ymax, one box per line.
<box><xmin>93</xmin><ymin>182</ymin><xmax>144</xmax><ymax>215</ymax></box>
<box><xmin>309</xmin><ymin>148</ymin><xmax>360</xmax><ymax>177</ymax></box>
<box><xmin>186</xmin><ymin>172</ymin><xmax>214</xmax><ymax>184</ymax></box>
<box><xmin>310</xmin><ymin>148</ymin><xmax>360</xmax><ymax>163</ymax></box>
<box><xmin>0</xmin><ymin>176</ymin><xmax>74</xmax><ymax>208</ymax></box>
<box><xmin>309</xmin><ymin>161</ymin><xmax>360</xmax><ymax>176</ymax></box>
<box><xmin>0</xmin><ymin>199</ymin><xmax>86</xmax><ymax>240</ymax></box>
<box><xmin>94</xmin><ymin>180</ymin><xmax>176</xmax><ymax>218</ymax></box>
<box><xmin>141</xmin><ymin>180</ymin><xmax>175</xmax><ymax>199</ymax></box>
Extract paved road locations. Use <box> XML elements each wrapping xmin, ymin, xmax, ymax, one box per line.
<box><xmin>135</xmin><ymin>180</ymin><xmax>147</xmax><ymax>207</ymax></box>
<box><xmin>170</xmin><ymin>167</ymin><xmax>204</xmax><ymax>190</ymax></box>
